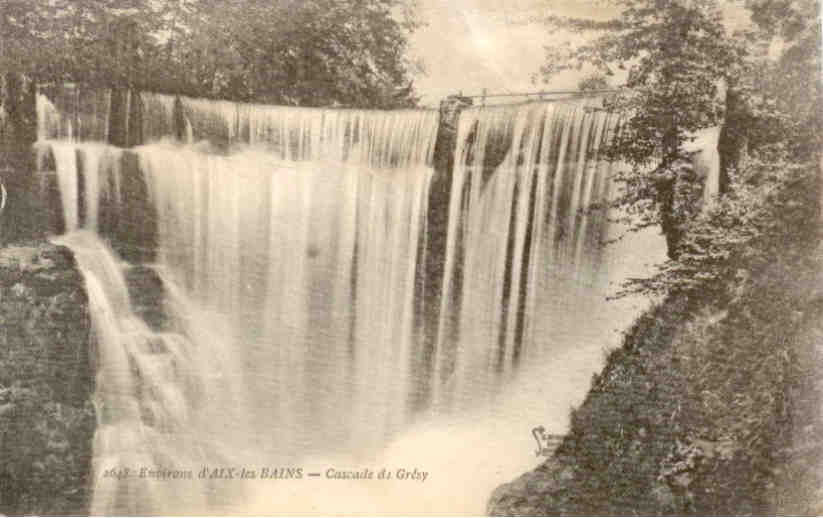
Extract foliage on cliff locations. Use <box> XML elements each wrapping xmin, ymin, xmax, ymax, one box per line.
<box><xmin>0</xmin><ymin>242</ymin><xmax>95</xmax><ymax>516</ymax></box>
<box><xmin>619</xmin><ymin>147</ymin><xmax>820</xmax><ymax>300</ymax></box>
<box><xmin>489</xmin><ymin>153</ymin><xmax>822</xmax><ymax>515</ymax></box>
<box><xmin>0</xmin><ymin>0</ymin><xmax>422</xmax><ymax>108</ymax></box>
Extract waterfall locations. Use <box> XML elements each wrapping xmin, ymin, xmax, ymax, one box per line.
<box><xmin>684</xmin><ymin>126</ymin><xmax>722</xmax><ymax>207</ymax></box>
<box><xmin>135</xmin><ymin>104</ymin><xmax>438</xmax><ymax>455</ymax></box>
<box><xmin>37</xmin><ymin>87</ymin><xmax>111</xmax><ymax>142</ymax></box>
<box><xmin>37</xmin><ymin>92</ymin><xmax>666</xmax><ymax>514</ymax></box>
<box><xmin>53</xmin><ymin>230</ymin><xmax>252</xmax><ymax>514</ymax></box>
<box><xmin>433</xmin><ymin>100</ymin><xmax>619</xmax><ymax>411</ymax></box>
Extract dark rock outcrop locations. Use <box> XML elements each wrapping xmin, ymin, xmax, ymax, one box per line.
<box><xmin>488</xmin><ymin>453</ymin><xmax>579</xmax><ymax>516</ymax></box>
<box><xmin>0</xmin><ymin>241</ymin><xmax>95</xmax><ymax>516</ymax></box>
<box><xmin>97</xmin><ymin>151</ymin><xmax>158</xmax><ymax>264</ymax></box>
<box><xmin>413</xmin><ymin>94</ymin><xmax>472</xmax><ymax>410</ymax></box>
<box><xmin>124</xmin><ymin>265</ymin><xmax>168</xmax><ymax>331</ymax></box>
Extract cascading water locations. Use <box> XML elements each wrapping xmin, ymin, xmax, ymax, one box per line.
<box><xmin>37</xmin><ymin>91</ymin><xmax>666</xmax><ymax>514</ymax></box>
<box><xmin>433</xmin><ymin>100</ymin><xmax>620</xmax><ymax>412</ymax></box>
<box><xmin>135</xmin><ymin>105</ymin><xmax>438</xmax><ymax>456</ymax></box>
<box><xmin>37</xmin><ymin>87</ymin><xmax>111</xmax><ymax>142</ymax></box>
<box><xmin>53</xmin><ymin>231</ymin><xmax>251</xmax><ymax>515</ymax></box>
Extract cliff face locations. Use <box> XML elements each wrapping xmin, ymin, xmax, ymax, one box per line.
<box><xmin>488</xmin><ymin>248</ymin><xmax>823</xmax><ymax>516</ymax></box>
<box><xmin>0</xmin><ymin>241</ymin><xmax>95</xmax><ymax>516</ymax></box>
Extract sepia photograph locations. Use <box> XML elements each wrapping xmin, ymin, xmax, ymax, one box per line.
<box><xmin>0</xmin><ymin>0</ymin><xmax>820</xmax><ymax>515</ymax></box>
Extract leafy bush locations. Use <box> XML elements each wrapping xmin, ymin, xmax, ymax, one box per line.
<box><xmin>616</xmin><ymin>147</ymin><xmax>821</xmax><ymax>302</ymax></box>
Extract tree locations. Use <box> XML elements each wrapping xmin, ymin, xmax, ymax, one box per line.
<box><xmin>0</xmin><ymin>0</ymin><xmax>163</xmax><ymax>85</ymax></box>
<box><xmin>179</xmin><ymin>0</ymin><xmax>422</xmax><ymax>107</ymax></box>
<box><xmin>129</xmin><ymin>0</ymin><xmax>423</xmax><ymax>107</ymax></box>
<box><xmin>538</xmin><ymin>0</ymin><xmax>820</xmax><ymax>263</ymax></box>
<box><xmin>0</xmin><ymin>0</ymin><xmax>423</xmax><ymax>109</ymax></box>
<box><xmin>742</xmin><ymin>0</ymin><xmax>822</xmax><ymax>158</ymax></box>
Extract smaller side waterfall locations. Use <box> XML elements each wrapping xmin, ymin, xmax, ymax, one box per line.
<box><xmin>53</xmin><ymin>231</ymin><xmax>252</xmax><ymax>515</ymax></box>
<box><xmin>684</xmin><ymin>126</ymin><xmax>722</xmax><ymax>207</ymax></box>
<box><xmin>46</xmin><ymin>142</ymin><xmax>123</xmax><ymax>233</ymax></box>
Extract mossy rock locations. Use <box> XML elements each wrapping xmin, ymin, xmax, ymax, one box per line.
<box><xmin>0</xmin><ymin>240</ymin><xmax>95</xmax><ymax>516</ymax></box>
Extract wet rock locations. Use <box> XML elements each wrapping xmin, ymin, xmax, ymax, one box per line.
<box><xmin>124</xmin><ymin>265</ymin><xmax>169</xmax><ymax>331</ymax></box>
<box><xmin>98</xmin><ymin>151</ymin><xmax>158</xmax><ymax>263</ymax></box>
<box><xmin>487</xmin><ymin>453</ymin><xmax>579</xmax><ymax>516</ymax></box>
<box><xmin>414</xmin><ymin>95</ymin><xmax>472</xmax><ymax>411</ymax></box>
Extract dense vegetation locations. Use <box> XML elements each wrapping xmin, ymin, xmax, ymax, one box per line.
<box><xmin>490</xmin><ymin>0</ymin><xmax>822</xmax><ymax>514</ymax></box>
<box><xmin>0</xmin><ymin>0</ymin><xmax>422</xmax><ymax>108</ymax></box>
<box><xmin>0</xmin><ymin>243</ymin><xmax>95</xmax><ymax>516</ymax></box>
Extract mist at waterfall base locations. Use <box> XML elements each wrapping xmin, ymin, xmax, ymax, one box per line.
<box><xmin>38</xmin><ymin>94</ymin><xmax>669</xmax><ymax>514</ymax></box>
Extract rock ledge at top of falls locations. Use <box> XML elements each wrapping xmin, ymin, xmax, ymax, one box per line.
<box><xmin>0</xmin><ymin>240</ymin><xmax>95</xmax><ymax>516</ymax></box>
